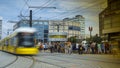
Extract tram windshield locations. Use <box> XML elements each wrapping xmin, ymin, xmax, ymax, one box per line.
<box><xmin>17</xmin><ymin>32</ymin><xmax>35</xmax><ymax>47</ymax></box>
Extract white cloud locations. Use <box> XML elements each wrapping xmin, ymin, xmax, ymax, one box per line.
<box><xmin>0</xmin><ymin>16</ymin><xmax>3</xmax><ymax>20</ymax></box>
<box><xmin>58</xmin><ymin>1</ymin><xmax>87</xmax><ymax>11</ymax></box>
<box><xmin>0</xmin><ymin>0</ymin><xmax>107</xmax><ymax>38</ymax></box>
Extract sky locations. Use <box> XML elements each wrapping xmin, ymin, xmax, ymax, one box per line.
<box><xmin>0</xmin><ymin>0</ymin><xmax>107</xmax><ymax>39</ymax></box>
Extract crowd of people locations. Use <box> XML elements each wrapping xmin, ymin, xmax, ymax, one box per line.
<box><xmin>36</xmin><ymin>41</ymin><xmax>112</xmax><ymax>55</ymax></box>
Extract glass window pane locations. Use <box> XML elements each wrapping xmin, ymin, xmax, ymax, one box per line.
<box><xmin>44</xmin><ymin>22</ymin><xmax>48</xmax><ymax>25</ymax></box>
<box><xmin>39</xmin><ymin>22</ymin><xmax>43</xmax><ymax>24</ymax></box>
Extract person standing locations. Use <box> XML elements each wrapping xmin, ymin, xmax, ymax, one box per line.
<box><xmin>97</xmin><ymin>43</ymin><xmax>102</xmax><ymax>54</ymax></box>
<box><xmin>64</xmin><ymin>42</ymin><xmax>68</xmax><ymax>54</ymax></box>
<box><xmin>90</xmin><ymin>42</ymin><xmax>96</xmax><ymax>54</ymax></box>
<box><xmin>82</xmin><ymin>40</ymin><xmax>87</xmax><ymax>53</ymax></box>
<box><xmin>78</xmin><ymin>44</ymin><xmax>84</xmax><ymax>54</ymax></box>
<box><xmin>87</xmin><ymin>43</ymin><xmax>91</xmax><ymax>54</ymax></box>
<box><xmin>49</xmin><ymin>43</ymin><xmax>54</xmax><ymax>53</ymax></box>
<box><xmin>68</xmin><ymin>42</ymin><xmax>72</xmax><ymax>55</ymax></box>
<box><xmin>101</xmin><ymin>42</ymin><xmax>105</xmax><ymax>53</ymax></box>
<box><xmin>39</xmin><ymin>43</ymin><xmax>43</xmax><ymax>52</ymax></box>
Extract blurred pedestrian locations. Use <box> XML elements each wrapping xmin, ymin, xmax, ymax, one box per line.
<box><xmin>95</xmin><ymin>43</ymin><xmax>98</xmax><ymax>54</ymax></box>
<box><xmin>87</xmin><ymin>43</ymin><xmax>91</xmax><ymax>54</ymax></box>
<box><xmin>64</xmin><ymin>42</ymin><xmax>68</xmax><ymax>54</ymax></box>
<box><xmin>60</xmin><ymin>42</ymin><xmax>65</xmax><ymax>53</ymax></box>
<box><xmin>105</xmin><ymin>42</ymin><xmax>110</xmax><ymax>54</ymax></box>
<box><xmin>82</xmin><ymin>40</ymin><xmax>87</xmax><ymax>53</ymax></box>
<box><xmin>78</xmin><ymin>44</ymin><xmax>84</xmax><ymax>54</ymax></box>
<box><xmin>97</xmin><ymin>43</ymin><xmax>102</xmax><ymax>54</ymax></box>
<box><xmin>39</xmin><ymin>43</ymin><xmax>43</xmax><ymax>52</ymax></box>
<box><xmin>49</xmin><ymin>43</ymin><xmax>54</xmax><ymax>53</ymax></box>
<box><xmin>101</xmin><ymin>42</ymin><xmax>105</xmax><ymax>53</ymax></box>
<box><xmin>68</xmin><ymin>42</ymin><xmax>72</xmax><ymax>55</ymax></box>
<box><xmin>90</xmin><ymin>42</ymin><xmax>96</xmax><ymax>54</ymax></box>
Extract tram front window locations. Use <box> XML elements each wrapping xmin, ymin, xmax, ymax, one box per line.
<box><xmin>18</xmin><ymin>33</ymin><xmax>35</xmax><ymax>47</ymax></box>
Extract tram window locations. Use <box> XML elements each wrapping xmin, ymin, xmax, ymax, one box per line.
<box><xmin>10</xmin><ymin>37</ymin><xmax>14</xmax><ymax>46</ymax></box>
<box><xmin>4</xmin><ymin>41</ymin><xmax>6</xmax><ymax>46</ymax></box>
<box><xmin>13</xmin><ymin>37</ymin><xmax>17</xmax><ymax>46</ymax></box>
<box><xmin>5</xmin><ymin>40</ymin><xmax>9</xmax><ymax>46</ymax></box>
<box><xmin>21</xmin><ymin>33</ymin><xmax>34</xmax><ymax>36</ymax></box>
<box><xmin>18</xmin><ymin>33</ymin><xmax>35</xmax><ymax>47</ymax></box>
<box><xmin>18</xmin><ymin>38</ymin><xmax>34</xmax><ymax>47</ymax></box>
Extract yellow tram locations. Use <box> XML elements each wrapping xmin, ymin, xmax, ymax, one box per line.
<box><xmin>0</xmin><ymin>27</ymin><xmax>39</xmax><ymax>55</ymax></box>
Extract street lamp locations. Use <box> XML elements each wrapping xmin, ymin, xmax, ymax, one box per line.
<box><xmin>89</xmin><ymin>26</ymin><xmax>93</xmax><ymax>40</ymax></box>
<box><xmin>52</xmin><ymin>22</ymin><xmax>63</xmax><ymax>32</ymax></box>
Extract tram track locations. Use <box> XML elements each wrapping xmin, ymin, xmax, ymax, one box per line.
<box><xmin>29</xmin><ymin>56</ymin><xmax>35</xmax><ymax>68</ymax></box>
<box><xmin>24</xmin><ymin>55</ymin><xmax>66</xmax><ymax>68</ymax></box>
<box><xmin>35</xmin><ymin>53</ymin><xmax>103</xmax><ymax>68</ymax></box>
<box><xmin>23</xmin><ymin>56</ymin><xmax>36</xmax><ymax>68</ymax></box>
<box><xmin>36</xmin><ymin>53</ymin><xmax>120</xmax><ymax>68</ymax></box>
<box><xmin>43</xmin><ymin>53</ymin><xmax>120</xmax><ymax>68</ymax></box>
<box><xmin>37</xmin><ymin>53</ymin><xmax>102</xmax><ymax>68</ymax></box>
<box><xmin>1</xmin><ymin>52</ymin><xmax>119</xmax><ymax>68</ymax></box>
<box><xmin>0</xmin><ymin>56</ymin><xmax>18</xmax><ymax>68</ymax></box>
<box><xmin>35</xmin><ymin>58</ymin><xmax>66</xmax><ymax>68</ymax></box>
<box><xmin>53</xmin><ymin>54</ymin><xmax>120</xmax><ymax>64</ymax></box>
<box><xmin>39</xmin><ymin>53</ymin><xmax>120</xmax><ymax>64</ymax></box>
<box><xmin>39</xmin><ymin>55</ymin><xmax>102</xmax><ymax>68</ymax></box>
<box><xmin>0</xmin><ymin>54</ymin><xmax>36</xmax><ymax>68</ymax></box>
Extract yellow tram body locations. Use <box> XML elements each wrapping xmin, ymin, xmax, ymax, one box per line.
<box><xmin>0</xmin><ymin>27</ymin><xmax>39</xmax><ymax>55</ymax></box>
<box><xmin>15</xmin><ymin>47</ymin><xmax>39</xmax><ymax>54</ymax></box>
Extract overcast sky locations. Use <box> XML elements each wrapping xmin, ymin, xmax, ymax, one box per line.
<box><xmin>0</xmin><ymin>0</ymin><xmax>107</xmax><ymax>39</ymax></box>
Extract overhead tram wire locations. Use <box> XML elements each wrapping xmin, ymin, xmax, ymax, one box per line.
<box><xmin>22</xmin><ymin>0</ymin><xmax>30</xmax><ymax>15</ymax></box>
<box><xmin>48</xmin><ymin>0</ymin><xmax>106</xmax><ymax>20</ymax></box>
<box><xmin>20</xmin><ymin>0</ymin><xmax>30</xmax><ymax>14</ymax></box>
<box><xmin>49</xmin><ymin>0</ymin><xmax>106</xmax><ymax>20</ymax></box>
<box><xmin>32</xmin><ymin>0</ymin><xmax>52</xmax><ymax>15</ymax></box>
<box><xmin>32</xmin><ymin>0</ymin><xmax>55</xmax><ymax>16</ymax></box>
<box><xmin>19</xmin><ymin>0</ymin><xmax>30</xmax><ymax>20</ymax></box>
<box><xmin>59</xmin><ymin>1</ymin><xmax>106</xmax><ymax>20</ymax></box>
<box><xmin>19</xmin><ymin>0</ymin><xmax>47</xmax><ymax>20</ymax></box>
<box><xmin>19</xmin><ymin>0</ymin><xmax>55</xmax><ymax>21</ymax></box>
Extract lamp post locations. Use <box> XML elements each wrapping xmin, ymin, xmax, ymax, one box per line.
<box><xmin>29</xmin><ymin>6</ymin><xmax>56</xmax><ymax>27</ymax></box>
<box><xmin>56</xmin><ymin>24</ymin><xmax>60</xmax><ymax>32</ymax></box>
<box><xmin>29</xmin><ymin>10</ymin><xmax>32</xmax><ymax>27</ymax></box>
<box><xmin>89</xmin><ymin>26</ymin><xmax>93</xmax><ymax>40</ymax></box>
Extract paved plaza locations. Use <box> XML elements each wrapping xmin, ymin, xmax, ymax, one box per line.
<box><xmin>0</xmin><ymin>51</ymin><xmax>120</xmax><ymax>68</ymax></box>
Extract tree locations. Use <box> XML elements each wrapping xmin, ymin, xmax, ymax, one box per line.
<box><xmin>92</xmin><ymin>34</ymin><xmax>102</xmax><ymax>44</ymax></box>
<box><xmin>68</xmin><ymin>36</ymin><xmax>77</xmax><ymax>43</ymax></box>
